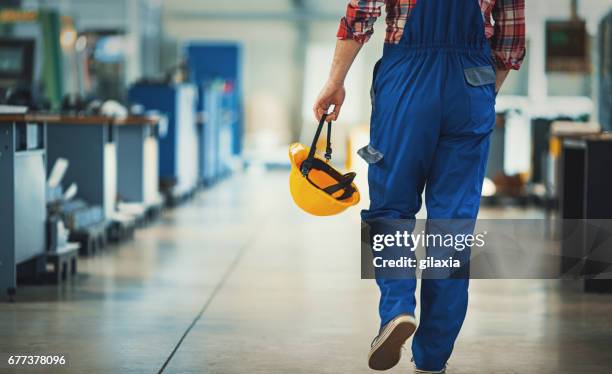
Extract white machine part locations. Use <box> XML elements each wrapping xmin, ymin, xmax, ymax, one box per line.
<box><xmin>63</xmin><ymin>183</ymin><xmax>78</xmax><ymax>201</ymax></box>
<box><xmin>48</xmin><ymin>158</ymin><xmax>69</xmax><ymax>189</ymax></box>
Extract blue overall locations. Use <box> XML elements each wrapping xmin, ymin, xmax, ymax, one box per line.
<box><xmin>360</xmin><ymin>0</ymin><xmax>496</xmax><ymax>371</ymax></box>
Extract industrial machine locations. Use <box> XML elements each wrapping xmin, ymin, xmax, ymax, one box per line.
<box><xmin>186</xmin><ymin>43</ymin><xmax>242</xmax><ymax>184</ymax></box>
<box><xmin>599</xmin><ymin>9</ymin><xmax>612</xmax><ymax>132</ymax></box>
<box><xmin>116</xmin><ymin>115</ymin><xmax>164</xmax><ymax>221</ymax></box>
<box><xmin>200</xmin><ymin>83</ymin><xmax>220</xmax><ymax>185</ymax></box>
<box><xmin>0</xmin><ymin>115</ymin><xmax>47</xmax><ymax>300</ymax></box>
<box><xmin>128</xmin><ymin>83</ymin><xmax>199</xmax><ymax>204</ymax></box>
<box><xmin>45</xmin><ymin>116</ymin><xmax>135</xmax><ymax>253</ymax></box>
<box><xmin>186</xmin><ymin>43</ymin><xmax>242</xmax><ymax>155</ymax></box>
<box><xmin>0</xmin><ymin>38</ymin><xmax>35</xmax><ymax>103</ymax></box>
<box><xmin>559</xmin><ymin>134</ymin><xmax>612</xmax><ymax>293</ymax></box>
<box><xmin>198</xmin><ymin>80</ymin><xmax>236</xmax><ymax>185</ymax></box>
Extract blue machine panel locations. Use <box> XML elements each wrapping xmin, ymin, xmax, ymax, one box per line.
<box><xmin>200</xmin><ymin>84</ymin><xmax>219</xmax><ymax>184</ymax></box>
<box><xmin>128</xmin><ymin>83</ymin><xmax>198</xmax><ymax>196</ymax></box>
<box><xmin>186</xmin><ymin>44</ymin><xmax>240</xmax><ymax>84</ymax></box>
<box><xmin>129</xmin><ymin>84</ymin><xmax>177</xmax><ymax>180</ymax></box>
<box><xmin>186</xmin><ymin>43</ymin><xmax>243</xmax><ymax>156</ymax></box>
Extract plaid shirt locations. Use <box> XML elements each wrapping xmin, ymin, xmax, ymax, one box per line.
<box><xmin>337</xmin><ymin>0</ymin><xmax>526</xmax><ymax>70</ymax></box>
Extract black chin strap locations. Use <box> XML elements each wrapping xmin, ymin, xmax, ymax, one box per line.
<box><xmin>325</xmin><ymin>120</ymin><xmax>332</xmax><ymax>161</ymax></box>
<box><xmin>300</xmin><ymin>113</ymin><xmax>356</xmax><ymax>201</ymax></box>
<box><xmin>301</xmin><ymin>113</ymin><xmax>332</xmax><ymax>176</ymax></box>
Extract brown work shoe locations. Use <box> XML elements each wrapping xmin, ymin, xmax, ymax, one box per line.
<box><xmin>368</xmin><ymin>314</ymin><xmax>417</xmax><ymax>371</ymax></box>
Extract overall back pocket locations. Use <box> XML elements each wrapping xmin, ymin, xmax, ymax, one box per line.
<box><xmin>463</xmin><ymin>65</ymin><xmax>496</xmax><ymax>127</ymax></box>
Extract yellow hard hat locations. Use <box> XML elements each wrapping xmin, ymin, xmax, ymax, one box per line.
<box><xmin>288</xmin><ymin>114</ymin><xmax>360</xmax><ymax>216</ymax></box>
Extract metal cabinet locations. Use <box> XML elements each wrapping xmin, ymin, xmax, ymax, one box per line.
<box><xmin>116</xmin><ymin>118</ymin><xmax>162</xmax><ymax>208</ymax></box>
<box><xmin>0</xmin><ymin>117</ymin><xmax>47</xmax><ymax>299</ymax></box>
<box><xmin>559</xmin><ymin>134</ymin><xmax>612</xmax><ymax>292</ymax></box>
<box><xmin>46</xmin><ymin>118</ymin><xmax>117</xmax><ymax>220</ymax></box>
<box><xmin>128</xmin><ymin>84</ymin><xmax>199</xmax><ymax>200</ymax></box>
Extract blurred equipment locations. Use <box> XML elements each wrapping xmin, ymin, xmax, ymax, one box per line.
<box><xmin>46</xmin><ymin>157</ymin><xmax>69</xmax><ymax>193</ymax></box>
<box><xmin>546</xmin><ymin>0</ymin><xmax>589</xmax><ymax>73</ymax></box>
<box><xmin>45</xmin><ymin>160</ymin><xmax>82</xmax><ymax>284</ymax></box>
<box><xmin>481</xmin><ymin>111</ymin><xmax>529</xmax><ymax>206</ymax></box>
<box><xmin>198</xmin><ymin>80</ymin><xmax>236</xmax><ymax>185</ymax></box>
<box><xmin>0</xmin><ymin>9</ymin><xmax>64</xmax><ymax>108</ymax></box>
<box><xmin>527</xmin><ymin>97</ymin><xmax>593</xmax><ymax>207</ymax></box>
<box><xmin>289</xmin><ymin>116</ymin><xmax>360</xmax><ymax>216</ymax></box>
<box><xmin>186</xmin><ymin>43</ymin><xmax>243</xmax><ymax>156</ymax></box>
<box><xmin>47</xmin><ymin>116</ymin><xmax>132</xmax><ymax>254</ymax></box>
<box><xmin>548</xmin><ymin>121</ymin><xmax>600</xmax><ymax>203</ymax></box>
<box><xmin>559</xmin><ymin>134</ymin><xmax>612</xmax><ymax>293</ymax></box>
<box><xmin>0</xmin><ymin>38</ymin><xmax>35</xmax><ymax>104</ymax></box>
<box><xmin>84</xmin><ymin>32</ymin><xmax>128</xmax><ymax>102</ymax></box>
<box><xmin>116</xmin><ymin>115</ymin><xmax>164</xmax><ymax>223</ymax></box>
<box><xmin>0</xmin><ymin>115</ymin><xmax>47</xmax><ymax>300</ymax></box>
<box><xmin>128</xmin><ymin>83</ymin><xmax>199</xmax><ymax>205</ymax></box>
<box><xmin>100</xmin><ymin>100</ymin><xmax>128</xmax><ymax>120</ymax></box>
<box><xmin>199</xmin><ymin>82</ymin><xmax>220</xmax><ymax>185</ymax></box>
<box><xmin>481</xmin><ymin>178</ymin><xmax>497</xmax><ymax>197</ymax></box>
<box><xmin>46</xmin><ymin>158</ymin><xmax>105</xmax><ymax>257</ymax></box>
<box><xmin>0</xmin><ymin>104</ymin><xmax>27</xmax><ymax>113</ymax></box>
<box><xmin>599</xmin><ymin>9</ymin><xmax>612</xmax><ymax>131</ymax></box>
<box><xmin>546</xmin><ymin>20</ymin><xmax>589</xmax><ymax>72</ymax></box>
<box><xmin>61</xmin><ymin>94</ymin><xmax>87</xmax><ymax>112</ymax></box>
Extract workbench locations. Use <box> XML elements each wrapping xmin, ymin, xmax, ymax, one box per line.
<box><xmin>45</xmin><ymin>114</ymin><xmax>144</xmax><ymax>245</ymax></box>
<box><xmin>0</xmin><ymin>114</ymin><xmax>47</xmax><ymax>300</ymax></box>
<box><xmin>45</xmin><ymin>115</ymin><xmax>117</xmax><ymax>220</ymax></box>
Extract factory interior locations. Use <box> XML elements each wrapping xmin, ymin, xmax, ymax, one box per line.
<box><xmin>1</xmin><ymin>0</ymin><xmax>612</xmax><ymax>373</ymax></box>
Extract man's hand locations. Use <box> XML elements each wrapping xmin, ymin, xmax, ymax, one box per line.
<box><xmin>313</xmin><ymin>81</ymin><xmax>346</xmax><ymax>122</ymax></box>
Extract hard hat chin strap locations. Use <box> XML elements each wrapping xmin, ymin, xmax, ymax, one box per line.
<box><xmin>301</xmin><ymin>113</ymin><xmax>332</xmax><ymax>176</ymax></box>
<box><xmin>303</xmin><ymin>158</ymin><xmax>357</xmax><ymax>200</ymax></box>
<box><xmin>300</xmin><ymin>113</ymin><xmax>356</xmax><ymax>201</ymax></box>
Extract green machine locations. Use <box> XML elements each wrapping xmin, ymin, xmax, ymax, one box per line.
<box><xmin>0</xmin><ymin>7</ymin><xmax>64</xmax><ymax>109</ymax></box>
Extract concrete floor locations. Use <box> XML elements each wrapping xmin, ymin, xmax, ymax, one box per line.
<box><xmin>1</xmin><ymin>171</ymin><xmax>612</xmax><ymax>373</ymax></box>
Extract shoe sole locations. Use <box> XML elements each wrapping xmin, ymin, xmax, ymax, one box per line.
<box><xmin>368</xmin><ymin>315</ymin><xmax>417</xmax><ymax>371</ymax></box>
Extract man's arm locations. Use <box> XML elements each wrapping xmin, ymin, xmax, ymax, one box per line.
<box><xmin>313</xmin><ymin>0</ymin><xmax>385</xmax><ymax>121</ymax></box>
<box><xmin>491</xmin><ymin>0</ymin><xmax>526</xmax><ymax>93</ymax></box>
<box><xmin>313</xmin><ymin>39</ymin><xmax>362</xmax><ymax>121</ymax></box>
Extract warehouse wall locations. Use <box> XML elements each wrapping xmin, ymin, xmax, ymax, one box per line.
<box><xmin>163</xmin><ymin>19</ymin><xmax>297</xmax><ymax>149</ymax></box>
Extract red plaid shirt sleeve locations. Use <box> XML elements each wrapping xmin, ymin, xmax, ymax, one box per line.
<box><xmin>490</xmin><ymin>0</ymin><xmax>526</xmax><ymax>70</ymax></box>
<box><xmin>337</xmin><ymin>0</ymin><xmax>386</xmax><ymax>44</ymax></box>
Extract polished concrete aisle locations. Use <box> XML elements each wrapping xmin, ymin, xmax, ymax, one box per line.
<box><xmin>1</xmin><ymin>171</ymin><xmax>612</xmax><ymax>373</ymax></box>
